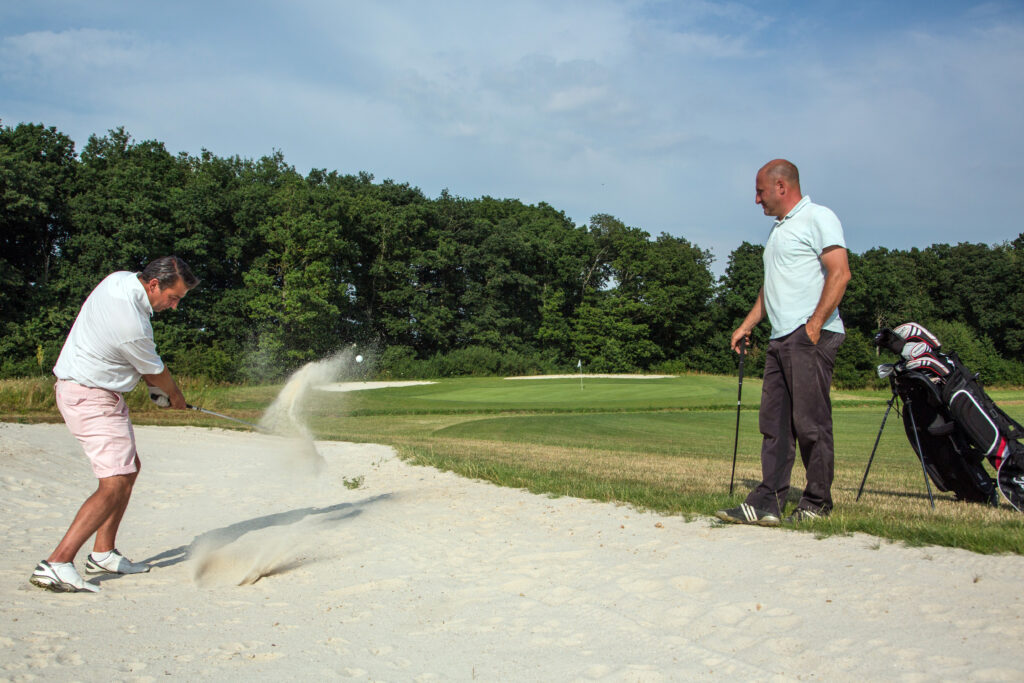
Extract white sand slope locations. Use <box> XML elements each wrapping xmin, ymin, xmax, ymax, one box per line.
<box><xmin>1</xmin><ymin>421</ymin><xmax>1022</xmax><ymax>680</ymax></box>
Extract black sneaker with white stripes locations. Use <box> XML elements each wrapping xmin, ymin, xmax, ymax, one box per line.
<box><xmin>715</xmin><ymin>503</ymin><xmax>780</xmax><ymax>526</ymax></box>
<box><xmin>784</xmin><ymin>507</ymin><xmax>824</xmax><ymax>523</ymax></box>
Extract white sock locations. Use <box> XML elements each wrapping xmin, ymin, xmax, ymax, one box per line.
<box><xmin>91</xmin><ymin>550</ymin><xmax>113</xmax><ymax>561</ymax></box>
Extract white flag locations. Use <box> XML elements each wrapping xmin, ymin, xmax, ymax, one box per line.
<box><xmin>577</xmin><ymin>359</ymin><xmax>582</xmax><ymax>368</ymax></box>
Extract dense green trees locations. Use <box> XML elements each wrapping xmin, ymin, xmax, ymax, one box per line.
<box><xmin>2</xmin><ymin>121</ymin><xmax>1023</xmax><ymax>386</ymax></box>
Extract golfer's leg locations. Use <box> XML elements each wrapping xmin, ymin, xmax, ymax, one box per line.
<box><xmin>48</xmin><ymin>474</ymin><xmax>135</xmax><ymax>564</ymax></box>
<box><xmin>792</xmin><ymin>329</ymin><xmax>844</xmax><ymax>512</ymax></box>
<box><xmin>746</xmin><ymin>338</ymin><xmax>795</xmax><ymax>516</ymax></box>
<box><xmin>93</xmin><ymin>457</ymin><xmax>140</xmax><ymax>553</ymax></box>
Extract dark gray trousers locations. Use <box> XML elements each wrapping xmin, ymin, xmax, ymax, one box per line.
<box><xmin>744</xmin><ymin>326</ymin><xmax>844</xmax><ymax>516</ymax></box>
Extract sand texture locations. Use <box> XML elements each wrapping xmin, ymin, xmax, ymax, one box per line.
<box><xmin>1</xmin><ymin>421</ymin><xmax>1022</xmax><ymax>681</ymax></box>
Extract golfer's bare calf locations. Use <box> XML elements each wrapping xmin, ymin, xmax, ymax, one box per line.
<box><xmin>48</xmin><ymin>459</ymin><xmax>140</xmax><ymax>563</ymax></box>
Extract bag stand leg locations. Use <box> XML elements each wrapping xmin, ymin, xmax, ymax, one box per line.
<box><xmin>904</xmin><ymin>395</ymin><xmax>937</xmax><ymax>509</ymax></box>
<box><xmin>857</xmin><ymin>393</ymin><xmax>897</xmax><ymax>501</ymax></box>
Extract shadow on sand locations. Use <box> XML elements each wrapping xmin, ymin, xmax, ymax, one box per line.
<box><xmin>141</xmin><ymin>493</ymin><xmax>393</xmax><ymax>572</ymax></box>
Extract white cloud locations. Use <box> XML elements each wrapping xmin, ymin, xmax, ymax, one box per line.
<box><xmin>545</xmin><ymin>85</ymin><xmax>611</xmax><ymax>113</ymax></box>
<box><xmin>2</xmin><ymin>1</ymin><xmax>1023</xmax><ymax>272</ymax></box>
<box><xmin>0</xmin><ymin>28</ymin><xmax>153</xmax><ymax>80</ymax></box>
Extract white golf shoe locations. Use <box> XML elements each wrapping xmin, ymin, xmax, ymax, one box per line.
<box><xmin>30</xmin><ymin>560</ymin><xmax>100</xmax><ymax>593</ymax></box>
<box><xmin>84</xmin><ymin>549</ymin><xmax>151</xmax><ymax>575</ymax></box>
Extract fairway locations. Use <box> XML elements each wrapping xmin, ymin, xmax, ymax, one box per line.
<box><xmin>434</xmin><ymin>411</ymin><xmax>751</xmax><ymax>458</ymax></box>
<box><xmin>431</xmin><ymin>377</ymin><xmax>728</xmax><ymax>405</ymax></box>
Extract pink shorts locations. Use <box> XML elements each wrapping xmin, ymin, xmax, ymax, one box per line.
<box><xmin>55</xmin><ymin>380</ymin><xmax>139</xmax><ymax>478</ymax></box>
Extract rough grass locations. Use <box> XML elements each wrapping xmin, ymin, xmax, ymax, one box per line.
<box><xmin>2</xmin><ymin>375</ymin><xmax>1022</xmax><ymax>553</ymax></box>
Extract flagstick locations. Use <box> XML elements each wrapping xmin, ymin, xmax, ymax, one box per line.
<box><xmin>579</xmin><ymin>360</ymin><xmax>584</xmax><ymax>390</ymax></box>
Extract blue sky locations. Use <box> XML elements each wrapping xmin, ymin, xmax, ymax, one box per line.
<box><xmin>3</xmin><ymin>1</ymin><xmax>1023</xmax><ymax>275</ymax></box>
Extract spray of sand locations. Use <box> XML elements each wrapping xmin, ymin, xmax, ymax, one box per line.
<box><xmin>190</xmin><ymin>347</ymin><xmax>369</xmax><ymax>585</ymax></box>
<box><xmin>256</xmin><ymin>348</ymin><xmax>365</xmax><ymax>476</ymax></box>
<box><xmin>190</xmin><ymin>515</ymin><xmax>328</xmax><ymax>587</ymax></box>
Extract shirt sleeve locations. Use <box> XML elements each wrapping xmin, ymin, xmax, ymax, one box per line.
<box><xmin>811</xmin><ymin>206</ymin><xmax>846</xmax><ymax>254</ymax></box>
<box><xmin>119</xmin><ymin>337</ymin><xmax>165</xmax><ymax>375</ymax></box>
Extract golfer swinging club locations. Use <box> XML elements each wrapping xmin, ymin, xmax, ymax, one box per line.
<box><xmin>717</xmin><ymin>160</ymin><xmax>850</xmax><ymax>526</ymax></box>
<box><xmin>30</xmin><ymin>256</ymin><xmax>199</xmax><ymax>592</ymax></box>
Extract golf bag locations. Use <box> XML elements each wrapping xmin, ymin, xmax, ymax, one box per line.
<box><xmin>874</xmin><ymin>323</ymin><xmax>1024</xmax><ymax>510</ymax></box>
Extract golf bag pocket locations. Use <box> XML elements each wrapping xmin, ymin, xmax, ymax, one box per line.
<box><xmin>941</xmin><ymin>355</ymin><xmax>1023</xmax><ymax>467</ymax></box>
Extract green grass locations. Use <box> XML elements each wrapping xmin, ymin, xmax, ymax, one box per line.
<box><xmin>3</xmin><ymin>375</ymin><xmax>1022</xmax><ymax>554</ymax></box>
<box><xmin>334</xmin><ymin>375</ymin><xmax>755</xmax><ymax>415</ymax></box>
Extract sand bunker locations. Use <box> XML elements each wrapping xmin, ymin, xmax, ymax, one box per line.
<box><xmin>4</xmin><ymin>421</ymin><xmax>1023</xmax><ymax>679</ymax></box>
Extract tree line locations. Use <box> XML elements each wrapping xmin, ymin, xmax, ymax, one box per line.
<box><xmin>3</xmin><ymin>121</ymin><xmax>1024</xmax><ymax>387</ymax></box>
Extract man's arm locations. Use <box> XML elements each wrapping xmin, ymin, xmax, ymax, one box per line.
<box><xmin>805</xmin><ymin>245</ymin><xmax>851</xmax><ymax>344</ymax></box>
<box><xmin>731</xmin><ymin>287</ymin><xmax>765</xmax><ymax>353</ymax></box>
<box><xmin>143</xmin><ymin>367</ymin><xmax>187</xmax><ymax>409</ymax></box>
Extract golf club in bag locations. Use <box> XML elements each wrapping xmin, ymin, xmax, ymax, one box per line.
<box><xmin>859</xmin><ymin>322</ymin><xmax>1024</xmax><ymax>511</ymax></box>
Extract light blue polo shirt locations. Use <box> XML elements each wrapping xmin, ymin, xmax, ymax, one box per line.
<box><xmin>763</xmin><ymin>195</ymin><xmax>846</xmax><ymax>339</ymax></box>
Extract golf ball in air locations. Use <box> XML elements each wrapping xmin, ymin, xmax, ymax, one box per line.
<box><xmin>355</xmin><ymin>355</ymin><xmax>363</xmax><ymax>363</ymax></box>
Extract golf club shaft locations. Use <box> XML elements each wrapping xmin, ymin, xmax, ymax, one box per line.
<box><xmin>187</xmin><ymin>404</ymin><xmax>267</xmax><ymax>432</ymax></box>
<box><xmin>729</xmin><ymin>337</ymin><xmax>747</xmax><ymax>496</ymax></box>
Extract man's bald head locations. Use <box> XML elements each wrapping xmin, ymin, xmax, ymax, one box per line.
<box><xmin>759</xmin><ymin>159</ymin><xmax>800</xmax><ymax>191</ymax></box>
<box><xmin>755</xmin><ymin>159</ymin><xmax>803</xmax><ymax>219</ymax></box>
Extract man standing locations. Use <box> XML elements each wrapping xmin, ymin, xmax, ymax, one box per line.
<box><xmin>717</xmin><ymin>160</ymin><xmax>850</xmax><ymax>526</ymax></box>
<box><xmin>31</xmin><ymin>256</ymin><xmax>198</xmax><ymax>592</ymax></box>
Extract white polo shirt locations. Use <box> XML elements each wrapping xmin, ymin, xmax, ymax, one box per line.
<box><xmin>53</xmin><ymin>271</ymin><xmax>165</xmax><ymax>392</ymax></box>
<box><xmin>763</xmin><ymin>195</ymin><xmax>847</xmax><ymax>339</ymax></box>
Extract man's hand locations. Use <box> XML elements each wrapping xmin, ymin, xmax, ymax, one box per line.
<box><xmin>731</xmin><ymin>327</ymin><xmax>751</xmax><ymax>354</ymax></box>
<box><xmin>731</xmin><ymin>288</ymin><xmax>765</xmax><ymax>354</ymax></box>
<box><xmin>148</xmin><ymin>385</ymin><xmax>171</xmax><ymax>408</ymax></box>
<box><xmin>143</xmin><ymin>367</ymin><xmax>187</xmax><ymax>410</ymax></box>
<box><xmin>804</xmin><ymin>321</ymin><xmax>822</xmax><ymax>345</ymax></box>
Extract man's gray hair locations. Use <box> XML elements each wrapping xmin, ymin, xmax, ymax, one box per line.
<box><xmin>139</xmin><ymin>256</ymin><xmax>199</xmax><ymax>290</ymax></box>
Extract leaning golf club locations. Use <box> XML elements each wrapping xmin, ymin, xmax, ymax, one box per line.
<box><xmin>729</xmin><ymin>337</ymin><xmax>747</xmax><ymax>496</ymax></box>
<box><xmin>187</xmin><ymin>404</ymin><xmax>269</xmax><ymax>433</ymax></box>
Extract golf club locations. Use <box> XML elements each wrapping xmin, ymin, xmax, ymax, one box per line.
<box><xmin>187</xmin><ymin>404</ymin><xmax>269</xmax><ymax>433</ymax></box>
<box><xmin>729</xmin><ymin>336</ymin><xmax>747</xmax><ymax>496</ymax></box>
